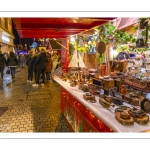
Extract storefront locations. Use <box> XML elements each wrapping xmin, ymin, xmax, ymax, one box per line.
<box><xmin>0</xmin><ymin>29</ymin><xmax>14</xmax><ymax>53</ymax></box>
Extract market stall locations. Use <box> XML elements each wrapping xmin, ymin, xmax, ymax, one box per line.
<box><xmin>53</xmin><ymin>18</ymin><xmax>150</xmax><ymax>132</ymax></box>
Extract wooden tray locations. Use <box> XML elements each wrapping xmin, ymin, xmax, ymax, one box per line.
<box><xmin>128</xmin><ymin>108</ymin><xmax>149</xmax><ymax>125</ymax></box>
<box><xmin>115</xmin><ymin>106</ymin><xmax>134</xmax><ymax>126</ymax></box>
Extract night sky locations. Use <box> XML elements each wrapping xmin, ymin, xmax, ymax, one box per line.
<box><xmin>12</xmin><ymin>20</ymin><xmax>20</xmax><ymax>45</ymax></box>
<box><xmin>11</xmin><ymin>20</ymin><xmax>61</xmax><ymax>50</ymax></box>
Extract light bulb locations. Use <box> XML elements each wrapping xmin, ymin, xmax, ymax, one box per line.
<box><xmin>70</xmin><ymin>37</ymin><xmax>75</xmax><ymax>42</ymax></box>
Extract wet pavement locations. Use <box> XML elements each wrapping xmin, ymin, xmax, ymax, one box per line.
<box><xmin>0</xmin><ymin>67</ymin><xmax>70</xmax><ymax>132</ymax></box>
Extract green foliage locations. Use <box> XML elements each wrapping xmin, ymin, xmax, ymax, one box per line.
<box><xmin>132</xmin><ymin>38</ymin><xmax>136</xmax><ymax>43</ymax></box>
<box><xmin>142</xmin><ymin>25</ymin><xmax>150</xmax><ymax>38</ymax></box>
<box><xmin>142</xmin><ymin>30</ymin><xmax>146</xmax><ymax>36</ymax></box>
<box><xmin>69</xmin><ymin>43</ymin><xmax>74</xmax><ymax>60</ymax></box>
<box><xmin>139</xmin><ymin>17</ymin><xmax>148</xmax><ymax>21</ymax></box>
<box><xmin>69</xmin><ymin>35</ymin><xmax>91</xmax><ymax>52</ymax></box>
<box><xmin>135</xmin><ymin>47</ymin><xmax>148</xmax><ymax>52</ymax></box>
<box><xmin>148</xmin><ymin>24</ymin><xmax>150</xmax><ymax>30</ymax></box>
<box><xmin>70</xmin><ymin>18</ymin><xmax>150</xmax><ymax>55</ymax></box>
<box><xmin>104</xmin><ymin>22</ymin><xmax>116</xmax><ymax>36</ymax></box>
<box><xmin>93</xmin><ymin>21</ymin><xmax>136</xmax><ymax>45</ymax></box>
<box><xmin>134</xmin><ymin>26</ymin><xmax>138</xmax><ymax>30</ymax></box>
<box><xmin>95</xmin><ymin>53</ymin><xmax>106</xmax><ymax>65</ymax></box>
<box><xmin>117</xmin><ymin>44</ymin><xmax>129</xmax><ymax>52</ymax></box>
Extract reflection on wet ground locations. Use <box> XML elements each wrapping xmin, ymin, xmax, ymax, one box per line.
<box><xmin>0</xmin><ymin>67</ymin><xmax>70</xmax><ymax>132</ymax></box>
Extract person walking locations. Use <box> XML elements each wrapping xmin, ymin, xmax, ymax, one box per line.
<box><xmin>32</xmin><ymin>49</ymin><xmax>47</xmax><ymax>86</ymax></box>
<box><xmin>26</xmin><ymin>51</ymin><xmax>33</xmax><ymax>82</ymax></box>
<box><xmin>45</xmin><ymin>52</ymin><xmax>53</xmax><ymax>82</ymax></box>
<box><xmin>20</xmin><ymin>54</ymin><xmax>26</xmax><ymax>68</ymax></box>
<box><xmin>6</xmin><ymin>51</ymin><xmax>18</xmax><ymax>80</ymax></box>
<box><xmin>0</xmin><ymin>50</ymin><xmax>6</xmax><ymax>80</ymax></box>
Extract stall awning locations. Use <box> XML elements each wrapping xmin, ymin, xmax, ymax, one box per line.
<box><xmin>113</xmin><ymin>18</ymin><xmax>139</xmax><ymax>30</ymax></box>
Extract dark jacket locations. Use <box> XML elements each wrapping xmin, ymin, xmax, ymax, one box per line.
<box><xmin>35</xmin><ymin>52</ymin><xmax>48</xmax><ymax>70</ymax></box>
<box><xmin>46</xmin><ymin>54</ymin><xmax>53</xmax><ymax>72</ymax></box>
<box><xmin>6</xmin><ymin>56</ymin><xmax>18</xmax><ymax>67</ymax></box>
<box><xmin>30</xmin><ymin>54</ymin><xmax>38</xmax><ymax>71</ymax></box>
<box><xmin>26</xmin><ymin>54</ymin><xmax>33</xmax><ymax>69</ymax></box>
<box><xmin>0</xmin><ymin>54</ymin><xmax>6</xmax><ymax>67</ymax></box>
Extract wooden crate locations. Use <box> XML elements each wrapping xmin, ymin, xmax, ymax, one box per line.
<box><xmin>109</xmin><ymin>60</ymin><xmax>128</xmax><ymax>72</ymax></box>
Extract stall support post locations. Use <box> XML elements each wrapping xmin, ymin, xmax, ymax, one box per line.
<box><xmin>106</xmin><ymin>43</ymin><xmax>111</xmax><ymax>75</ymax></box>
<box><xmin>61</xmin><ymin>38</ymin><xmax>69</xmax><ymax>73</ymax></box>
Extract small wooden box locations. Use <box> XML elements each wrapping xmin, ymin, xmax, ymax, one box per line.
<box><xmin>114</xmin><ymin>78</ymin><xmax>122</xmax><ymax>91</ymax></box>
<box><xmin>93</xmin><ymin>78</ymin><xmax>103</xmax><ymax>86</ymax></box>
<box><xmin>124</xmin><ymin>95</ymin><xmax>139</xmax><ymax>106</ymax></box>
<box><xmin>103</xmin><ymin>79</ymin><xmax>114</xmax><ymax>89</ymax></box>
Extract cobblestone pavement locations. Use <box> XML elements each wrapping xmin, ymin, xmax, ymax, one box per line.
<box><xmin>0</xmin><ymin>67</ymin><xmax>70</xmax><ymax>132</ymax></box>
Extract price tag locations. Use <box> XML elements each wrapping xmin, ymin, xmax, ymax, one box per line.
<box><xmin>127</xmin><ymin>62</ymin><xmax>133</xmax><ymax>68</ymax></box>
<box><xmin>100</xmin><ymin>89</ymin><xmax>104</xmax><ymax>95</ymax></box>
<box><xmin>146</xmin><ymin>65</ymin><xmax>150</xmax><ymax>70</ymax></box>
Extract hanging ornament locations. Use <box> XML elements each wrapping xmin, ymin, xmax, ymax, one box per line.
<box><xmin>136</xmin><ymin>19</ymin><xmax>148</xmax><ymax>48</ymax></box>
<box><xmin>97</xmin><ymin>26</ymin><xmax>106</xmax><ymax>57</ymax></box>
<box><xmin>97</xmin><ymin>41</ymin><xmax>106</xmax><ymax>57</ymax></box>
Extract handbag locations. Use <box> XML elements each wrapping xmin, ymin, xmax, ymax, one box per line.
<box><xmin>6</xmin><ymin>69</ymin><xmax>10</xmax><ymax>74</ymax></box>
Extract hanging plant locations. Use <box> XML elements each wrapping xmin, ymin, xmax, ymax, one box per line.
<box><xmin>135</xmin><ymin>18</ymin><xmax>149</xmax><ymax>48</ymax></box>
<box><xmin>93</xmin><ymin>22</ymin><xmax>137</xmax><ymax>46</ymax></box>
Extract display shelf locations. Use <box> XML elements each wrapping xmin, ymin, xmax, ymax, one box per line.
<box><xmin>125</xmin><ymin>82</ymin><xmax>150</xmax><ymax>93</ymax></box>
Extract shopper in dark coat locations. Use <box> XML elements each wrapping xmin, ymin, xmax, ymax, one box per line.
<box><xmin>45</xmin><ymin>53</ymin><xmax>53</xmax><ymax>82</ymax></box>
<box><xmin>32</xmin><ymin>49</ymin><xmax>47</xmax><ymax>86</ymax></box>
<box><xmin>30</xmin><ymin>52</ymin><xmax>38</xmax><ymax>82</ymax></box>
<box><xmin>26</xmin><ymin>51</ymin><xmax>33</xmax><ymax>82</ymax></box>
<box><xmin>0</xmin><ymin>50</ymin><xmax>6</xmax><ymax>80</ymax></box>
<box><xmin>6</xmin><ymin>51</ymin><xmax>18</xmax><ymax>79</ymax></box>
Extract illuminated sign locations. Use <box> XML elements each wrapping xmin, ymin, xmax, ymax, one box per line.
<box><xmin>2</xmin><ymin>35</ymin><xmax>10</xmax><ymax>43</ymax></box>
